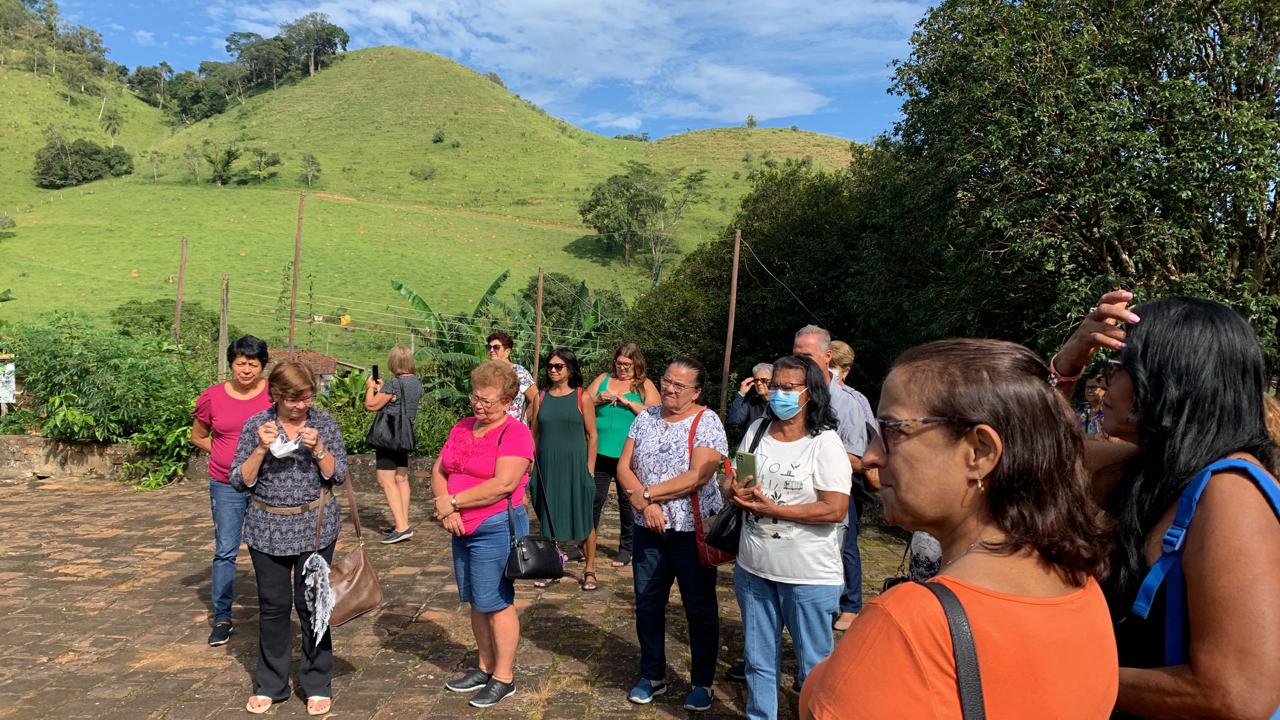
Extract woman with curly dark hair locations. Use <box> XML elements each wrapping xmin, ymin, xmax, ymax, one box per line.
<box><xmin>801</xmin><ymin>339</ymin><xmax>1117</xmax><ymax>719</ymax></box>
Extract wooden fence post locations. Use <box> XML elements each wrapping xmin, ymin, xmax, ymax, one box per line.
<box><xmin>718</xmin><ymin>230</ymin><xmax>742</xmax><ymax>417</ymax></box>
<box><xmin>533</xmin><ymin>267</ymin><xmax>544</xmax><ymax>378</ymax></box>
<box><xmin>217</xmin><ymin>274</ymin><xmax>229</xmax><ymax>381</ymax></box>
<box><xmin>172</xmin><ymin>235</ymin><xmax>188</xmax><ymax>343</ymax></box>
<box><xmin>288</xmin><ymin>192</ymin><xmax>306</xmax><ymax>349</ymax></box>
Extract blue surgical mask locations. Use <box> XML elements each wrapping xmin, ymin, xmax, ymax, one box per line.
<box><xmin>769</xmin><ymin>388</ymin><xmax>806</xmax><ymax>420</ymax></box>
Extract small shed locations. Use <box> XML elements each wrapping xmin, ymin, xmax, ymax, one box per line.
<box><xmin>270</xmin><ymin>349</ymin><xmax>339</xmax><ymax>392</ymax></box>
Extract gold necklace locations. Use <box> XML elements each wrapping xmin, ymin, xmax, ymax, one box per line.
<box><xmin>942</xmin><ymin>537</ymin><xmax>989</xmax><ymax>570</ymax></box>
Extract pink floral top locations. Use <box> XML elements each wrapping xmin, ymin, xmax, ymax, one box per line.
<box><xmin>439</xmin><ymin>416</ymin><xmax>534</xmax><ymax>534</ymax></box>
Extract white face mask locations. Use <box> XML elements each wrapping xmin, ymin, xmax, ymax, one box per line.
<box><xmin>268</xmin><ymin>433</ymin><xmax>303</xmax><ymax>458</ymax></box>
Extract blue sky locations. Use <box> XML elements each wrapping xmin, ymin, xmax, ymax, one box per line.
<box><xmin>63</xmin><ymin>0</ymin><xmax>934</xmax><ymax>142</ymax></box>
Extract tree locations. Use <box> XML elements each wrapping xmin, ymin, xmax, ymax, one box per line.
<box><xmin>31</xmin><ymin>130</ymin><xmax>131</xmax><ymax>187</ymax></box>
<box><xmin>280</xmin><ymin>12</ymin><xmax>348</xmax><ymax>77</ymax></box>
<box><xmin>746</xmin><ymin>114</ymin><xmax>758</xmax><ymax>129</ymax></box>
<box><xmin>141</xmin><ymin>149</ymin><xmax>166</xmax><ymax>181</ymax></box>
<box><xmin>485</xmin><ymin>71</ymin><xmax>504</xmax><ymax>87</ymax></box>
<box><xmin>182</xmin><ymin>144</ymin><xmax>201</xmax><ymax>183</ymax></box>
<box><xmin>300</xmin><ymin>153</ymin><xmax>320</xmax><ymax>187</ymax></box>
<box><xmin>201</xmin><ymin>141</ymin><xmax>240</xmax><ymax>186</ymax></box>
<box><xmin>200</xmin><ymin>60</ymin><xmax>248</xmax><ymax>106</ymax></box>
<box><xmin>99</xmin><ymin>106</ymin><xmax>122</xmax><ymax>147</ymax></box>
<box><xmin>243</xmin><ymin>146</ymin><xmax>281</xmax><ymax>182</ymax></box>
<box><xmin>579</xmin><ymin>161</ymin><xmax>707</xmax><ymax>280</ymax></box>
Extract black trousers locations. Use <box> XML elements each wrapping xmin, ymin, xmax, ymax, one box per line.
<box><xmin>249</xmin><ymin>542</ymin><xmax>336</xmax><ymax>700</ymax></box>
<box><xmin>593</xmin><ymin>455</ymin><xmax>634</xmax><ymax>552</ymax></box>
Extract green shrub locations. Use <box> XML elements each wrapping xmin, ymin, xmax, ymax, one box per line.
<box><xmin>431</xmin><ymin>128</ymin><xmax>446</xmax><ymax>144</ymax></box>
<box><xmin>1</xmin><ymin>313</ymin><xmax>213</xmax><ymax>486</ymax></box>
<box><xmin>409</xmin><ymin>165</ymin><xmax>437</xmax><ymax>181</ymax></box>
<box><xmin>32</xmin><ymin>133</ymin><xmax>134</xmax><ymax>189</ymax></box>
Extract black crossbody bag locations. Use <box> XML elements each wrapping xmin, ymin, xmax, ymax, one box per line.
<box><xmin>501</xmin><ymin>424</ymin><xmax>564</xmax><ymax>580</ymax></box>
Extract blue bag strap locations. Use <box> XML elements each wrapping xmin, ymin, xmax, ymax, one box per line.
<box><xmin>1130</xmin><ymin>458</ymin><xmax>1280</xmax><ymax>669</ymax></box>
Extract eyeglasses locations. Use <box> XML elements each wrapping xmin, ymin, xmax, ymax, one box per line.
<box><xmin>280</xmin><ymin>395</ymin><xmax>314</xmax><ymax>406</ymax></box>
<box><xmin>1101</xmin><ymin>359</ymin><xmax>1124</xmax><ymax>386</ymax></box>
<box><xmin>767</xmin><ymin>382</ymin><xmax>806</xmax><ymax>392</ymax></box>
<box><xmin>615</xmin><ymin>361</ymin><xmax>634</xmax><ymax>369</ymax></box>
<box><xmin>486</xmin><ymin>344</ymin><xmax>505</xmax><ymax>352</ymax></box>
<box><xmin>752</xmin><ymin>376</ymin><xmax>771</xmax><ymax>385</ymax></box>
<box><xmin>469</xmin><ymin>392</ymin><xmax>504</xmax><ymax>408</ymax></box>
<box><xmin>547</xmin><ymin>363</ymin><xmax>567</xmax><ymax>371</ymax></box>
<box><xmin>660</xmin><ymin>377</ymin><xmax>697</xmax><ymax>393</ymax></box>
<box><xmin>870</xmin><ymin>416</ymin><xmax>974</xmax><ymax>456</ymax></box>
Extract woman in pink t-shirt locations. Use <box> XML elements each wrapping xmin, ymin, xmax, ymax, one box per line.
<box><xmin>430</xmin><ymin>361</ymin><xmax>534</xmax><ymax>709</ymax></box>
<box><xmin>190</xmin><ymin>336</ymin><xmax>272</xmax><ymax>647</ymax></box>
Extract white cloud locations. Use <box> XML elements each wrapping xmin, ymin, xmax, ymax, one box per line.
<box><xmin>657</xmin><ymin>63</ymin><xmax>828</xmax><ymax>122</ymax></box>
<box><xmin>585</xmin><ymin>112</ymin><xmax>643</xmax><ymax>131</ymax></box>
<box><xmin>203</xmin><ymin>0</ymin><xmax>929</xmax><ymax>126</ymax></box>
<box><xmin>133</xmin><ymin>30</ymin><xmax>155</xmax><ymax>46</ymax></box>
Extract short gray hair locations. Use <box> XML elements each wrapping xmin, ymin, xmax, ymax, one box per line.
<box><xmin>795</xmin><ymin>324</ymin><xmax>831</xmax><ymax>350</ymax></box>
<box><xmin>751</xmin><ymin>363</ymin><xmax>774</xmax><ymax>377</ymax></box>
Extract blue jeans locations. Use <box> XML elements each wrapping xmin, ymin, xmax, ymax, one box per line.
<box><xmin>452</xmin><ymin>506</ymin><xmax>528</xmax><ymax>613</ymax></box>
<box><xmin>210</xmin><ymin>480</ymin><xmax>251</xmax><ymax>622</ymax></box>
<box><xmin>841</xmin><ymin>497</ymin><xmax>863</xmax><ymax>613</ymax></box>
<box><xmin>734</xmin><ymin>565</ymin><xmax>840</xmax><ymax>720</ymax></box>
<box><xmin>632</xmin><ymin>526</ymin><xmax>719</xmax><ymax>687</ymax></box>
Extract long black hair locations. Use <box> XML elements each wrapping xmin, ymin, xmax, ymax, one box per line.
<box><xmin>771</xmin><ymin>354</ymin><xmax>836</xmax><ymax>435</ymax></box>
<box><xmin>545</xmin><ymin>347</ymin><xmax>584</xmax><ymax>389</ymax></box>
<box><xmin>1107</xmin><ymin>297</ymin><xmax>1279</xmax><ymax>608</ymax></box>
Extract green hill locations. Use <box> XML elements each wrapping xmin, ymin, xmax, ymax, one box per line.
<box><xmin>0</xmin><ymin>46</ymin><xmax>852</xmax><ymax>361</ymax></box>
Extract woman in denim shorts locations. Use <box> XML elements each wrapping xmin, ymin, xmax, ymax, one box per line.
<box><xmin>430</xmin><ymin>361</ymin><xmax>534</xmax><ymax>708</ymax></box>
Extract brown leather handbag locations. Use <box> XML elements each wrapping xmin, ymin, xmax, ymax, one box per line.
<box><xmin>315</xmin><ymin>473</ymin><xmax>384</xmax><ymax>626</ymax></box>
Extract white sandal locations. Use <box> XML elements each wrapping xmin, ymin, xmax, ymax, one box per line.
<box><xmin>307</xmin><ymin>696</ymin><xmax>332</xmax><ymax>716</ymax></box>
<box><xmin>245</xmin><ymin>695</ymin><xmax>274</xmax><ymax>714</ymax></box>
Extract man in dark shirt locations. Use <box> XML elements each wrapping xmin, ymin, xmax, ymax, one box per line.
<box><xmin>727</xmin><ymin>362</ymin><xmax>773</xmax><ymax>431</ymax></box>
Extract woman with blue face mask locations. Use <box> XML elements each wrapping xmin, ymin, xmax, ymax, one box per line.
<box><xmin>725</xmin><ymin>354</ymin><xmax>853</xmax><ymax>720</ymax></box>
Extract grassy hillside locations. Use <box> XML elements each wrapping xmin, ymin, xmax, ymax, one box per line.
<box><xmin>0</xmin><ymin>46</ymin><xmax>852</xmax><ymax>362</ymax></box>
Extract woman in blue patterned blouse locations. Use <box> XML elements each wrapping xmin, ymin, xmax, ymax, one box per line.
<box><xmin>230</xmin><ymin>361</ymin><xmax>348</xmax><ymax>716</ymax></box>
<box><xmin>616</xmin><ymin>357</ymin><xmax>729</xmax><ymax>713</ymax></box>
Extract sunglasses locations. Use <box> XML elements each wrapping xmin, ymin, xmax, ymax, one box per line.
<box><xmin>1101</xmin><ymin>359</ymin><xmax>1124</xmax><ymax>385</ymax></box>
<box><xmin>547</xmin><ymin>363</ymin><xmax>567</xmax><ymax>371</ymax></box>
<box><xmin>486</xmin><ymin>344</ymin><xmax>505</xmax><ymax>352</ymax></box>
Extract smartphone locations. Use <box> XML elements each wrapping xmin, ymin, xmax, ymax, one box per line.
<box><xmin>734</xmin><ymin>451</ymin><xmax>758</xmax><ymax>488</ymax></box>
<box><xmin>371</xmin><ymin>365</ymin><xmax>380</xmax><ymax>382</ymax></box>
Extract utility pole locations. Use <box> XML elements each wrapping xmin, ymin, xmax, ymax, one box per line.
<box><xmin>718</xmin><ymin>230</ymin><xmax>741</xmax><ymax>416</ymax></box>
<box><xmin>172</xmin><ymin>235</ymin><xmax>188</xmax><ymax>343</ymax></box>
<box><xmin>217</xmin><ymin>274</ymin><xmax>229</xmax><ymax>381</ymax></box>
<box><xmin>287</xmin><ymin>192</ymin><xmax>305</xmax><ymax>349</ymax></box>
<box><xmin>532</xmin><ymin>267</ymin><xmax>544</xmax><ymax>378</ymax></box>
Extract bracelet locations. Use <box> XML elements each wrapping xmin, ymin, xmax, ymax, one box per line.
<box><xmin>1048</xmin><ymin>355</ymin><xmax>1085</xmax><ymax>386</ymax></box>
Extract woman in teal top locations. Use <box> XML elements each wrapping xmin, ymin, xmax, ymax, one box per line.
<box><xmin>586</xmin><ymin>343</ymin><xmax>660</xmax><ymax>568</ymax></box>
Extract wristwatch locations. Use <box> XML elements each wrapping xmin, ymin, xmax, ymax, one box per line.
<box><xmin>450</xmin><ymin>495</ymin><xmax>460</xmax><ymax>511</ymax></box>
<box><xmin>642</xmin><ymin>488</ymin><xmax>652</xmax><ymax>502</ymax></box>
<box><xmin>313</xmin><ymin>448</ymin><xmax>327</xmax><ymax>461</ymax></box>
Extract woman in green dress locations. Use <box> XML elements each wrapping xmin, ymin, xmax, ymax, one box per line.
<box><xmin>586</xmin><ymin>343</ymin><xmax>660</xmax><ymax>567</ymax></box>
<box><xmin>530</xmin><ymin>347</ymin><xmax>599</xmax><ymax>589</ymax></box>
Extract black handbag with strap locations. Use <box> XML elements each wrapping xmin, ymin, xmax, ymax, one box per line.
<box><xmin>365</xmin><ymin>379</ymin><xmax>415</xmax><ymax>452</ymax></box>
<box><xmin>704</xmin><ymin>419</ymin><xmax>770</xmax><ymax>555</ymax></box>
<box><xmin>494</xmin><ymin>423</ymin><xmax>564</xmax><ymax>580</ymax></box>
<box><xmin>920</xmin><ymin>581</ymin><xmax>986</xmax><ymax>720</ymax></box>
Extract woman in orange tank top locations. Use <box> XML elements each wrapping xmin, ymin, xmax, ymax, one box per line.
<box><xmin>800</xmin><ymin>339</ymin><xmax>1118</xmax><ymax>719</ymax></box>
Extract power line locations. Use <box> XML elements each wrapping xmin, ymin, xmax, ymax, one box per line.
<box><xmin>739</xmin><ymin>238</ymin><xmax>825</xmax><ymax>326</ymax></box>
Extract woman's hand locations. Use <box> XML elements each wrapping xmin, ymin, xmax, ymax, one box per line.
<box><xmin>732</xmin><ymin>486</ymin><xmax>777</xmax><ymax>515</ymax></box>
<box><xmin>643</xmin><ymin>502</ymin><xmax>667</xmax><ymax>532</ymax></box>
<box><xmin>366</xmin><ymin>377</ymin><xmax>383</xmax><ymax>391</ymax></box>
<box><xmin>434</xmin><ymin>493</ymin><xmax>454</xmax><ymax>520</ymax></box>
<box><xmin>257</xmin><ymin>422</ymin><xmax>279</xmax><ymax>449</ymax></box>
<box><xmin>1056</xmin><ymin>289</ymin><xmax>1143</xmax><ymax>375</ymax></box>
<box><xmin>441</xmin><ymin>511</ymin><xmax>465</xmax><ymax>536</ymax></box>
<box><xmin>600</xmin><ymin>389</ymin><xmax>619</xmax><ymax>405</ymax></box>
<box><xmin>299</xmin><ymin>427</ymin><xmax>320</xmax><ymax>451</ymax></box>
<box><xmin>628</xmin><ymin>486</ymin><xmax>650</xmax><ymax>512</ymax></box>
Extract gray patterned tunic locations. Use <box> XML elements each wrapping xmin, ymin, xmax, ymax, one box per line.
<box><xmin>229</xmin><ymin>407</ymin><xmax>349</xmax><ymax>556</ymax></box>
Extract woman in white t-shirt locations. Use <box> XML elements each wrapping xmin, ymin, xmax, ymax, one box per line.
<box><xmin>727</xmin><ymin>354</ymin><xmax>852</xmax><ymax>720</ymax></box>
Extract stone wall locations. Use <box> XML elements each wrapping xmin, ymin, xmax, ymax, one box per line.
<box><xmin>0</xmin><ymin>435</ymin><xmax>433</xmax><ymax>484</ymax></box>
<box><xmin>0</xmin><ymin>435</ymin><xmax>139</xmax><ymax>482</ymax></box>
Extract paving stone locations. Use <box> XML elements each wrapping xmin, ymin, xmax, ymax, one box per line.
<box><xmin>1</xmin><ymin>474</ymin><xmax>904</xmax><ymax>718</ymax></box>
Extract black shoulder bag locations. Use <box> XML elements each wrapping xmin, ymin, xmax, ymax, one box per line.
<box><xmin>502</xmin><ymin>424</ymin><xmax>564</xmax><ymax>580</ymax></box>
<box><xmin>704</xmin><ymin>419</ymin><xmax>769</xmax><ymax>555</ymax></box>
<box><xmin>920</xmin><ymin>582</ymin><xmax>986</xmax><ymax>720</ymax></box>
<box><xmin>365</xmin><ymin>379</ymin><xmax>414</xmax><ymax>452</ymax></box>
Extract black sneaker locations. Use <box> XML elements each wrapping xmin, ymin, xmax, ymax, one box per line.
<box><xmin>468</xmin><ymin>677</ymin><xmax>516</xmax><ymax>708</ymax></box>
<box><xmin>726</xmin><ymin>658</ymin><xmax>746</xmax><ymax>681</ymax></box>
<box><xmin>381</xmin><ymin>528</ymin><xmax>414</xmax><ymax>544</ymax></box>
<box><xmin>208</xmin><ymin>621</ymin><xmax>233</xmax><ymax>646</ymax></box>
<box><xmin>445</xmin><ymin>668</ymin><xmax>491</xmax><ymax>693</ymax></box>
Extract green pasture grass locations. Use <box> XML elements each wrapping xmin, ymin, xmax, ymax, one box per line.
<box><xmin>0</xmin><ymin>46</ymin><xmax>852</xmax><ymax>362</ymax></box>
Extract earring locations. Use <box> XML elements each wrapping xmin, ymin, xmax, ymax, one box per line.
<box><xmin>976</xmin><ymin>479</ymin><xmax>986</xmax><ymax>492</ymax></box>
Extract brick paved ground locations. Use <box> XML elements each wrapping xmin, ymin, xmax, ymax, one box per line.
<box><xmin>0</xmin><ymin>473</ymin><xmax>906</xmax><ymax>719</ymax></box>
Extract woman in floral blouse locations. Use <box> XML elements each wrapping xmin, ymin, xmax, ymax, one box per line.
<box><xmin>617</xmin><ymin>357</ymin><xmax>729</xmax><ymax>713</ymax></box>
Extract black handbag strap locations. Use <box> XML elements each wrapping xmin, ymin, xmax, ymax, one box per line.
<box><xmin>920</xmin><ymin>582</ymin><xmax>986</xmax><ymax>719</ymax></box>
<box><xmin>748</xmin><ymin>420</ymin><xmax>769</xmax><ymax>453</ymax></box>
